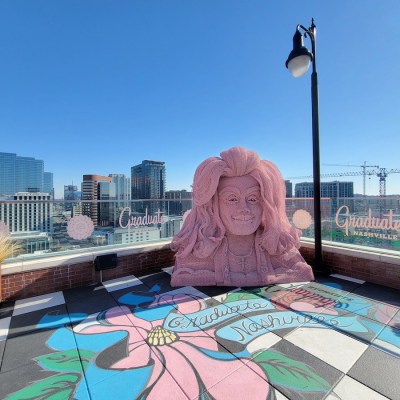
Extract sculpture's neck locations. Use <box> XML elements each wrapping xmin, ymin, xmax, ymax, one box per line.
<box><xmin>225</xmin><ymin>233</ymin><xmax>256</xmax><ymax>257</ymax></box>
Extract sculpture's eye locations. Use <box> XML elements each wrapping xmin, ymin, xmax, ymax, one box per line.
<box><xmin>247</xmin><ymin>195</ymin><xmax>259</xmax><ymax>204</ymax></box>
<box><xmin>226</xmin><ymin>194</ymin><xmax>239</xmax><ymax>204</ymax></box>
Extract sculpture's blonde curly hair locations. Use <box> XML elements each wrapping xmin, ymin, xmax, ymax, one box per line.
<box><xmin>171</xmin><ymin>147</ymin><xmax>301</xmax><ymax>258</ymax></box>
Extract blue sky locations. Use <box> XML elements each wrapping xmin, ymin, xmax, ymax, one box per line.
<box><xmin>1</xmin><ymin>0</ymin><xmax>399</xmax><ymax>198</ymax></box>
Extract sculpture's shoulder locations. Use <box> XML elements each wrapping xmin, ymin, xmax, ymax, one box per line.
<box><xmin>171</xmin><ymin>252</ymin><xmax>217</xmax><ymax>287</ymax></box>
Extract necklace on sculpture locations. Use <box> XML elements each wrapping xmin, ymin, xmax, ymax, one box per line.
<box><xmin>227</xmin><ymin>245</ymin><xmax>254</xmax><ymax>272</ymax></box>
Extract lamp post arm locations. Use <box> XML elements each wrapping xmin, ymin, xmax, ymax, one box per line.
<box><xmin>298</xmin><ymin>19</ymin><xmax>317</xmax><ymax>74</ymax></box>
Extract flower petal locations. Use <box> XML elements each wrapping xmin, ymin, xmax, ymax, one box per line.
<box><xmin>111</xmin><ymin>341</ymin><xmax>152</xmax><ymax>369</ymax></box>
<box><xmin>168</xmin><ymin>342</ymin><xmax>270</xmax><ymax>399</ymax></box>
<box><xmin>155</xmin><ymin>345</ymin><xmax>201</xmax><ymax>399</ymax></box>
<box><xmin>122</xmin><ymin>307</ymin><xmax>153</xmax><ymax>331</ymax></box>
<box><xmin>144</xmin><ymin>348</ymin><xmax>189</xmax><ymax>400</ymax></box>
<box><xmin>179</xmin><ymin>329</ymin><xmax>220</xmax><ymax>351</ymax></box>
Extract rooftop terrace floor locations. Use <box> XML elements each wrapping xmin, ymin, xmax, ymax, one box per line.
<box><xmin>1</xmin><ymin>268</ymin><xmax>399</xmax><ymax>400</ymax></box>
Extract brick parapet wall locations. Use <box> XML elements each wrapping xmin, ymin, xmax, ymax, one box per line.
<box><xmin>1</xmin><ymin>245</ymin><xmax>399</xmax><ymax>302</ymax></box>
<box><xmin>301</xmin><ymin>246</ymin><xmax>400</xmax><ymax>289</ymax></box>
<box><xmin>1</xmin><ymin>247</ymin><xmax>175</xmax><ymax>302</ymax></box>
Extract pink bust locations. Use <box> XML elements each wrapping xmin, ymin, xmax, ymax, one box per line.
<box><xmin>170</xmin><ymin>147</ymin><xmax>315</xmax><ymax>286</ymax></box>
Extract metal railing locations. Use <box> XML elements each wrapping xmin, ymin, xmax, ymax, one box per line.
<box><xmin>1</xmin><ymin>197</ymin><xmax>399</xmax><ymax>263</ymax></box>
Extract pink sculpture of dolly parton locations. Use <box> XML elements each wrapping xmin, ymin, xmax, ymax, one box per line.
<box><xmin>170</xmin><ymin>146</ymin><xmax>314</xmax><ymax>287</ymax></box>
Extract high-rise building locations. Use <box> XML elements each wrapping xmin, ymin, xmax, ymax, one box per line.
<box><xmin>82</xmin><ymin>175</ymin><xmax>112</xmax><ymax>225</ymax></box>
<box><xmin>109</xmin><ymin>174</ymin><xmax>131</xmax><ymax>201</ymax></box>
<box><xmin>131</xmin><ymin>160</ymin><xmax>166</xmax><ymax>214</ymax></box>
<box><xmin>44</xmin><ymin>172</ymin><xmax>54</xmax><ymax>198</ymax></box>
<box><xmin>0</xmin><ymin>152</ymin><xmax>16</xmax><ymax>195</ymax></box>
<box><xmin>295</xmin><ymin>181</ymin><xmax>354</xmax><ymax>198</ymax></box>
<box><xmin>15</xmin><ymin>156</ymin><xmax>44</xmax><ymax>193</ymax></box>
<box><xmin>98</xmin><ymin>180</ymin><xmax>116</xmax><ymax>226</ymax></box>
<box><xmin>131</xmin><ymin>160</ymin><xmax>166</xmax><ymax>200</ymax></box>
<box><xmin>284</xmin><ymin>180</ymin><xmax>293</xmax><ymax>198</ymax></box>
<box><xmin>64</xmin><ymin>185</ymin><xmax>80</xmax><ymax>201</ymax></box>
<box><xmin>64</xmin><ymin>185</ymin><xmax>81</xmax><ymax>212</ymax></box>
<box><xmin>0</xmin><ymin>152</ymin><xmax>52</xmax><ymax>196</ymax></box>
<box><xmin>0</xmin><ymin>192</ymin><xmax>52</xmax><ymax>233</ymax></box>
<box><xmin>107</xmin><ymin>174</ymin><xmax>131</xmax><ymax>227</ymax></box>
<box><xmin>165</xmin><ymin>190</ymin><xmax>192</xmax><ymax>216</ymax></box>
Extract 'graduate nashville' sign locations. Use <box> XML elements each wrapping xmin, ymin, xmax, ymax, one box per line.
<box><xmin>119</xmin><ymin>207</ymin><xmax>167</xmax><ymax>234</ymax></box>
<box><xmin>335</xmin><ymin>205</ymin><xmax>400</xmax><ymax>240</ymax></box>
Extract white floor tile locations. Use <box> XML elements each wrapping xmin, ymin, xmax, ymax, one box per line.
<box><xmin>274</xmin><ymin>390</ymin><xmax>290</xmax><ymax>400</ymax></box>
<box><xmin>246</xmin><ymin>331</ymin><xmax>282</xmax><ymax>354</ymax></box>
<box><xmin>285</xmin><ymin>326</ymin><xmax>368</xmax><ymax>373</ymax></box>
<box><xmin>0</xmin><ymin>316</ymin><xmax>11</xmax><ymax>341</ymax></box>
<box><xmin>276</xmin><ymin>281</ymin><xmax>311</xmax><ymax>288</ymax></box>
<box><xmin>12</xmin><ymin>291</ymin><xmax>65</xmax><ymax>316</ymax></box>
<box><xmin>102</xmin><ymin>275</ymin><xmax>142</xmax><ymax>292</ymax></box>
<box><xmin>162</xmin><ymin>266</ymin><xmax>174</xmax><ymax>275</ymax></box>
<box><xmin>326</xmin><ymin>375</ymin><xmax>390</xmax><ymax>399</ymax></box>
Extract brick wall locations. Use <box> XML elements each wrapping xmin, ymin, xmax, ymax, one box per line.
<box><xmin>1</xmin><ymin>245</ymin><xmax>399</xmax><ymax>302</ymax></box>
<box><xmin>301</xmin><ymin>246</ymin><xmax>400</xmax><ymax>289</ymax></box>
<box><xmin>1</xmin><ymin>247</ymin><xmax>175</xmax><ymax>301</ymax></box>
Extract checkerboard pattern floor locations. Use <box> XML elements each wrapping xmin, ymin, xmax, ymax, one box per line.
<box><xmin>1</xmin><ymin>269</ymin><xmax>399</xmax><ymax>399</ymax></box>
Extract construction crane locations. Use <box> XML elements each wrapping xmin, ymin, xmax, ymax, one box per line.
<box><xmin>287</xmin><ymin>166</ymin><xmax>400</xmax><ymax>196</ymax></box>
<box><xmin>322</xmin><ymin>162</ymin><xmax>379</xmax><ymax>197</ymax></box>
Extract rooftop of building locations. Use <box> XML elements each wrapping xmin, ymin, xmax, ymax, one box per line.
<box><xmin>1</xmin><ymin>268</ymin><xmax>399</xmax><ymax>399</ymax></box>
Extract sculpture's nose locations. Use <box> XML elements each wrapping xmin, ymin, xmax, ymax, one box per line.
<box><xmin>238</xmin><ymin>198</ymin><xmax>250</xmax><ymax>213</ymax></box>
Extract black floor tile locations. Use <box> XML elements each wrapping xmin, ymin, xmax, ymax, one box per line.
<box><xmin>348</xmin><ymin>345</ymin><xmax>400</xmax><ymax>400</ymax></box>
<box><xmin>352</xmin><ymin>282</ymin><xmax>400</xmax><ymax>307</ymax></box>
<box><xmin>0</xmin><ymin>301</ymin><xmax>15</xmax><ymax>319</ymax></box>
<box><xmin>0</xmin><ymin>361</ymin><xmax>57</xmax><ymax>399</ymax></box>
<box><xmin>0</xmin><ymin>340</ymin><xmax>6</xmax><ymax>369</ymax></box>
<box><xmin>63</xmin><ymin>282</ymin><xmax>108</xmax><ymax>303</ymax></box>
<box><xmin>134</xmin><ymin>271</ymin><xmax>176</xmax><ymax>294</ymax></box>
<box><xmin>389</xmin><ymin>309</ymin><xmax>400</xmax><ymax>329</ymax></box>
<box><xmin>315</xmin><ymin>275</ymin><xmax>363</xmax><ymax>292</ymax></box>
<box><xmin>193</xmin><ymin>285</ymin><xmax>238</xmax><ymax>298</ymax></box>
<box><xmin>111</xmin><ymin>286</ymin><xmax>164</xmax><ymax>311</ymax></box>
<box><xmin>326</xmin><ymin>293</ymin><xmax>399</xmax><ymax>326</ymax></box>
<box><xmin>7</xmin><ymin>304</ymin><xmax>70</xmax><ymax>339</ymax></box>
<box><xmin>66</xmin><ymin>291</ymin><xmax>119</xmax><ymax>318</ymax></box>
<box><xmin>138</xmin><ymin>271</ymin><xmax>171</xmax><ymax>283</ymax></box>
<box><xmin>1</xmin><ymin>328</ymin><xmax>59</xmax><ymax>373</ymax></box>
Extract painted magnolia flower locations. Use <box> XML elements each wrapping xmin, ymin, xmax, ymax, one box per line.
<box><xmin>292</xmin><ymin>209</ymin><xmax>312</xmax><ymax>230</ymax></box>
<box><xmin>74</xmin><ymin>293</ymin><xmax>270</xmax><ymax>399</ymax></box>
<box><xmin>0</xmin><ymin>221</ymin><xmax>10</xmax><ymax>237</ymax></box>
<box><xmin>67</xmin><ymin>215</ymin><xmax>94</xmax><ymax>240</ymax></box>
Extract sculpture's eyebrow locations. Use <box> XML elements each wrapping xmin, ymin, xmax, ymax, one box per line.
<box><xmin>246</xmin><ymin>186</ymin><xmax>261</xmax><ymax>195</ymax></box>
<box><xmin>218</xmin><ymin>186</ymin><xmax>261</xmax><ymax>196</ymax></box>
<box><xmin>218</xmin><ymin>186</ymin><xmax>240</xmax><ymax>196</ymax></box>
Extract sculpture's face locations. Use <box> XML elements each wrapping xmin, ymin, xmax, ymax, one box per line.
<box><xmin>218</xmin><ymin>175</ymin><xmax>262</xmax><ymax>236</ymax></box>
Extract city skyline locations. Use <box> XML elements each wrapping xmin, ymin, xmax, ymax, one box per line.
<box><xmin>1</xmin><ymin>1</ymin><xmax>399</xmax><ymax>197</ymax></box>
<box><xmin>1</xmin><ymin>149</ymin><xmax>397</xmax><ymax>199</ymax></box>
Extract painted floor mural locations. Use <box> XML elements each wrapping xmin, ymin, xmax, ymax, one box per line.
<box><xmin>1</xmin><ymin>269</ymin><xmax>400</xmax><ymax>400</ymax></box>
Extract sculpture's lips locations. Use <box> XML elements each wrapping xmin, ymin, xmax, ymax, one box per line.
<box><xmin>232</xmin><ymin>216</ymin><xmax>254</xmax><ymax>223</ymax></box>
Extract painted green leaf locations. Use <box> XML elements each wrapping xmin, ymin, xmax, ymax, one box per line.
<box><xmin>253</xmin><ymin>350</ymin><xmax>331</xmax><ymax>392</ymax></box>
<box><xmin>35</xmin><ymin>349</ymin><xmax>94</xmax><ymax>372</ymax></box>
<box><xmin>5</xmin><ymin>373</ymin><xmax>80</xmax><ymax>400</ymax></box>
<box><xmin>224</xmin><ymin>291</ymin><xmax>261</xmax><ymax>303</ymax></box>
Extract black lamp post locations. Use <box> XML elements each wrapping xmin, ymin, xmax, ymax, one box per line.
<box><xmin>285</xmin><ymin>18</ymin><xmax>328</xmax><ymax>275</ymax></box>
